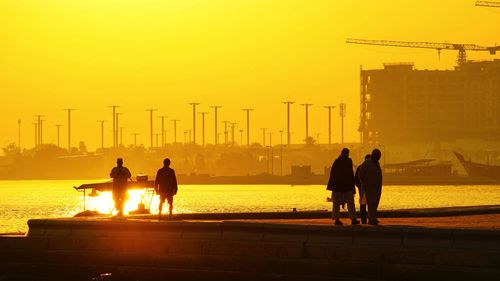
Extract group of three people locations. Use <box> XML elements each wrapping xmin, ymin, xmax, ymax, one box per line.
<box><xmin>109</xmin><ymin>158</ymin><xmax>178</xmax><ymax>219</ymax></box>
<box><xmin>327</xmin><ymin>148</ymin><xmax>383</xmax><ymax>225</ymax></box>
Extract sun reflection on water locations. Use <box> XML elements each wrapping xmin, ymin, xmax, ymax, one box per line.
<box><xmin>87</xmin><ymin>189</ymin><xmax>161</xmax><ymax>215</ymax></box>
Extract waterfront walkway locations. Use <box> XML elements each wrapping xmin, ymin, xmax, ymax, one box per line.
<box><xmin>1</xmin><ymin>206</ymin><xmax>499</xmax><ymax>281</ymax></box>
<box><xmin>233</xmin><ymin>214</ymin><xmax>500</xmax><ymax>230</ymax></box>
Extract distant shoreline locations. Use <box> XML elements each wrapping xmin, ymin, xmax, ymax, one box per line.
<box><xmin>1</xmin><ymin>174</ymin><xmax>500</xmax><ymax>185</ymax></box>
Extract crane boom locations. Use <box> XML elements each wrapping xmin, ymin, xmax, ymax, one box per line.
<box><xmin>346</xmin><ymin>38</ymin><xmax>500</xmax><ymax>66</ymax></box>
<box><xmin>476</xmin><ymin>1</ymin><xmax>500</xmax><ymax>7</ymax></box>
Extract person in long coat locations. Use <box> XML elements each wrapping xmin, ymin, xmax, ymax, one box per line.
<box><xmin>358</xmin><ymin>149</ymin><xmax>383</xmax><ymax>225</ymax></box>
<box><xmin>327</xmin><ymin>148</ymin><xmax>360</xmax><ymax>226</ymax></box>
<box><xmin>355</xmin><ymin>154</ymin><xmax>371</xmax><ymax>224</ymax></box>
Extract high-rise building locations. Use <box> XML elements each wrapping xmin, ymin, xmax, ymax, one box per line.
<box><xmin>360</xmin><ymin>60</ymin><xmax>500</xmax><ymax>144</ymax></box>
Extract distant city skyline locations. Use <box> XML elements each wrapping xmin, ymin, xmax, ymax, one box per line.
<box><xmin>1</xmin><ymin>1</ymin><xmax>498</xmax><ymax>151</ymax></box>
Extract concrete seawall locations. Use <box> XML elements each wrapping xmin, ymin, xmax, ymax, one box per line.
<box><xmin>0</xmin><ymin>218</ymin><xmax>499</xmax><ymax>281</ymax></box>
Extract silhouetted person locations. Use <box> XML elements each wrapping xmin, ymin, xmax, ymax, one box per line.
<box><xmin>109</xmin><ymin>158</ymin><xmax>132</xmax><ymax>216</ymax></box>
<box><xmin>327</xmin><ymin>148</ymin><xmax>360</xmax><ymax>226</ymax></box>
<box><xmin>358</xmin><ymin>149</ymin><xmax>383</xmax><ymax>225</ymax></box>
<box><xmin>355</xmin><ymin>154</ymin><xmax>371</xmax><ymax>224</ymax></box>
<box><xmin>155</xmin><ymin>158</ymin><xmax>178</xmax><ymax>219</ymax></box>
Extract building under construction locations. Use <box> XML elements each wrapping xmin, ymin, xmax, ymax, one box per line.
<box><xmin>360</xmin><ymin>59</ymin><xmax>500</xmax><ymax>144</ymax></box>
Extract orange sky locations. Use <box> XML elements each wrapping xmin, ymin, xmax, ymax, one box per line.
<box><xmin>1</xmin><ymin>0</ymin><xmax>498</xmax><ymax>150</ymax></box>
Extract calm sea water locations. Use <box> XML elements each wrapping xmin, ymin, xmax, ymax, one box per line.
<box><xmin>1</xmin><ymin>180</ymin><xmax>500</xmax><ymax>233</ymax></box>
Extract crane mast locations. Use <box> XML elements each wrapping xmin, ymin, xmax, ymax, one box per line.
<box><xmin>346</xmin><ymin>38</ymin><xmax>499</xmax><ymax>66</ymax></box>
<box><xmin>476</xmin><ymin>1</ymin><xmax>500</xmax><ymax>7</ymax></box>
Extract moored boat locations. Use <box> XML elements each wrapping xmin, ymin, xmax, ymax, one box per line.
<box><xmin>454</xmin><ymin>152</ymin><xmax>500</xmax><ymax>179</ymax></box>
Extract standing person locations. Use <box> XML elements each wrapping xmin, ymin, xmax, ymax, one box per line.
<box><xmin>155</xmin><ymin>158</ymin><xmax>178</xmax><ymax>220</ymax></box>
<box><xmin>109</xmin><ymin>158</ymin><xmax>132</xmax><ymax>217</ymax></box>
<box><xmin>358</xmin><ymin>149</ymin><xmax>383</xmax><ymax>225</ymax></box>
<box><xmin>355</xmin><ymin>154</ymin><xmax>371</xmax><ymax>224</ymax></box>
<box><xmin>327</xmin><ymin>148</ymin><xmax>360</xmax><ymax>226</ymax></box>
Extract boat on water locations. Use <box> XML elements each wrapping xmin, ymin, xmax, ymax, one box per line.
<box><xmin>454</xmin><ymin>152</ymin><xmax>500</xmax><ymax>180</ymax></box>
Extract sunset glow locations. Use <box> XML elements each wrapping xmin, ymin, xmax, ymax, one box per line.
<box><xmin>1</xmin><ymin>1</ymin><xmax>498</xmax><ymax>149</ymax></box>
<box><xmin>87</xmin><ymin>189</ymin><xmax>160</xmax><ymax>215</ymax></box>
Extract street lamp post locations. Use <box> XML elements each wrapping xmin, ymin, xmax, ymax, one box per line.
<box><xmin>56</xmin><ymin>124</ymin><xmax>62</xmax><ymax>148</ymax></box>
<box><xmin>324</xmin><ymin>105</ymin><xmax>336</xmax><ymax>145</ymax></box>
<box><xmin>98</xmin><ymin>120</ymin><xmax>105</xmax><ymax>149</ymax></box>
<box><xmin>261</xmin><ymin>128</ymin><xmax>267</xmax><ymax>146</ymax></box>
<box><xmin>339</xmin><ymin>103</ymin><xmax>346</xmax><ymax>144</ymax></box>
<box><xmin>17</xmin><ymin>119</ymin><xmax>21</xmax><ymax>150</ymax></box>
<box><xmin>108</xmin><ymin>105</ymin><xmax>119</xmax><ymax>148</ymax></box>
<box><xmin>230</xmin><ymin>122</ymin><xmax>237</xmax><ymax>145</ymax></box>
<box><xmin>158</xmin><ymin>115</ymin><xmax>167</xmax><ymax>147</ymax></box>
<box><xmin>189</xmin><ymin>103</ymin><xmax>199</xmax><ymax>144</ymax></box>
<box><xmin>198</xmin><ymin>112</ymin><xmax>208</xmax><ymax>146</ymax></box>
<box><xmin>283</xmin><ymin>101</ymin><xmax>294</xmax><ymax>146</ymax></box>
<box><xmin>146</xmin><ymin>109</ymin><xmax>157</xmax><ymax>148</ymax></box>
<box><xmin>171</xmin><ymin>119</ymin><xmax>179</xmax><ymax>143</ymax></box>
<box><xmin>242</xmin><ymin>109</ymin><xmax>254</xmax><ymax>147</ymax></box>
<box><xmin>301</xmin><ymin>103</ymin><xmax>312</xmax><ymax>143</ymax></box>
<box><xmin>210</xmin><ymin>105</ymin><xmax>222</xmax><ymax>145</ymax></box>
<box><xmin>64</xmin><ymin>109</ymin><xmax>75</xmax><ymax>151</ymax></box>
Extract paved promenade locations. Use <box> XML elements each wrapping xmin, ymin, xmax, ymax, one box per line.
<box><xmin>234</xmin><ymin>214</ymin><xmax>500</xmax><ymax>230</ymax></box>
<box><xmin>1</xmin><ymin>206</ymin><xmax>499</xmax><ymax>280</ymax></box>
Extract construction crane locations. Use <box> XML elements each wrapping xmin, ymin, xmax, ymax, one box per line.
<box><xmin>346</xmin><ymin>38</ymin><xmax>500</xmax><ymax>66</ymax></box>
<box><xmin>476</xmin><ymin>1</ymin><xmax>500</xmax><ymax>8</ymax></box>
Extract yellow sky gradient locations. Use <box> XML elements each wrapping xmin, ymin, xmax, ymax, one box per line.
<box><xmin>1</xmin><ymin>0</ymin><xmax>499</xmax><ymax>150</ymax></box>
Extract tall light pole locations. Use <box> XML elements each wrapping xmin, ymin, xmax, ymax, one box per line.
<box><xmin>189</xmin><ymin>103</ymin><xmax>199</xmax><ymax>144</ymax></box>
<box><xmin>56</xmin><ymin>124</ymin><xmax>62</xmax><ymax>147</ymax></box>
<box><xmin>301</xmin><ymin>103</ymin><xmax>312</xmax><ymax>143</ymax></box>
<box><xmin>283</xmin><ymin>101</ymin><xmax>294</xmax><ymax>146</ymax></box>
<box><xmin>324</xmin><ymin>105</ymin><xmax>336</xmax><ymax>145</ymax></box>
<box><xmin>222</xmin><ymin>121</ymin><xmax>229</xmax><ymax>145</ymax></box>
<box><xmin>34</xmin><ymin>115</ymin><xmax>43</xmax><ymax>146</ymax></box>
<box><xmin>39</xmin><ymin>119</ymin><xmax>45</xmax><ymax>145</ymax></box>
<box><xmin>132</xmin><ymin>133</ymin><xmax>139</xmax><ymax>147</ymax></box>
<box><xmin>260</xmin><ymin>128</ymin><xmax>267</xmax><ymax>146</ymax></box>
<box><xmin>171</xmin><ymin>119</ymin><xmax>179</xmax><ymax>143</ymax></box>
<box><xmin>210</xmin><ymin>105</ymin><xmax>222</xmax><ymax>145</ymax></box>
<box><xmin>64</xmin><ymin>109</ymin><xmax>75</xmax><ymax>151</ymax></box>
<box><xmin>279</xmin><ymin>130</ymin><xmax>284</xmax><ymax>176</ymax></box>
<box><xmin>17</xmin><ymin>119</ymin><xmax>21</xmax><ymax>150</ymax></box>
<box><xmin>239</xmin><ymin>130</ymin><xmax>244</xmax><ymax>145</ymax></box>
<box><xmin>115</xmin><ymin>113</ymin><xmax>123</xmax><ymax>147</ymax></box>
<box><xmin>242</xmin><ymin>109</ymin><xmax>253</xmax><ymax>147</ymax></box>
<box><xmin>146</xmin><ymin>109</ymin><xmax>157</xmax><ymax>148</ymax></box>
<box><xmin>120</xmin><ymin>127</ymin><xmax>125</xmax><ymax>146</ymax></box>
<box><xmin>198</xmin><ymin>112</ymin><xmax>208</xmax><ymax>146</ymax></box>
<box><xmin>339</xmin><ymin>103</ymin><xmax>346</xmax><ymax>144</ymax></box>
<box><xmin>33</xmin><ymin>123</ymin><xmax>38</xmax><ymax>147</ymax></box>
<box><xmin>97</xmin><ymin>120</ymin><xmax>105</xmax><ymax>149</ymax></box>
<box><xmin>108</xmin><ymin>106</ymin><xmax>119</xmax><ymax>148</ymax></box>
<box><xmin>158</xmin><ymin>115</ymin><xmax>167</xmax><ymax>147</ymax></box>
<box><xmin>230</xmin><ymin>122</ymin><xmax>237</xmax><ymax>145</ymax></box>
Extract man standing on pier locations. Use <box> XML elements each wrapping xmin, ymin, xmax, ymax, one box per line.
<box><xmin>327</xmin><ymin>148</ymin><xmax>360</xmax><ymax>226</ymax></box>
<box><xmin>109</xmin><ymin>158</ymin><xmax>132</xmax><ymax>217</ymax></box>
<box><xmin>155</xmin><ymin>158</ymin><xmax>178</xmax><ymax>220</ymax></box>
<box><xmin>358</xmin><ymin>149</ymin><xmax>383</xmax><ymax>225</ymax></box>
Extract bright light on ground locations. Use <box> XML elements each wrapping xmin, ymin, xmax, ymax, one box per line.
<box><xmin>87</xmin><ymin>188</ymin><xmax>160</xmax><ymax>215</ymax></box>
